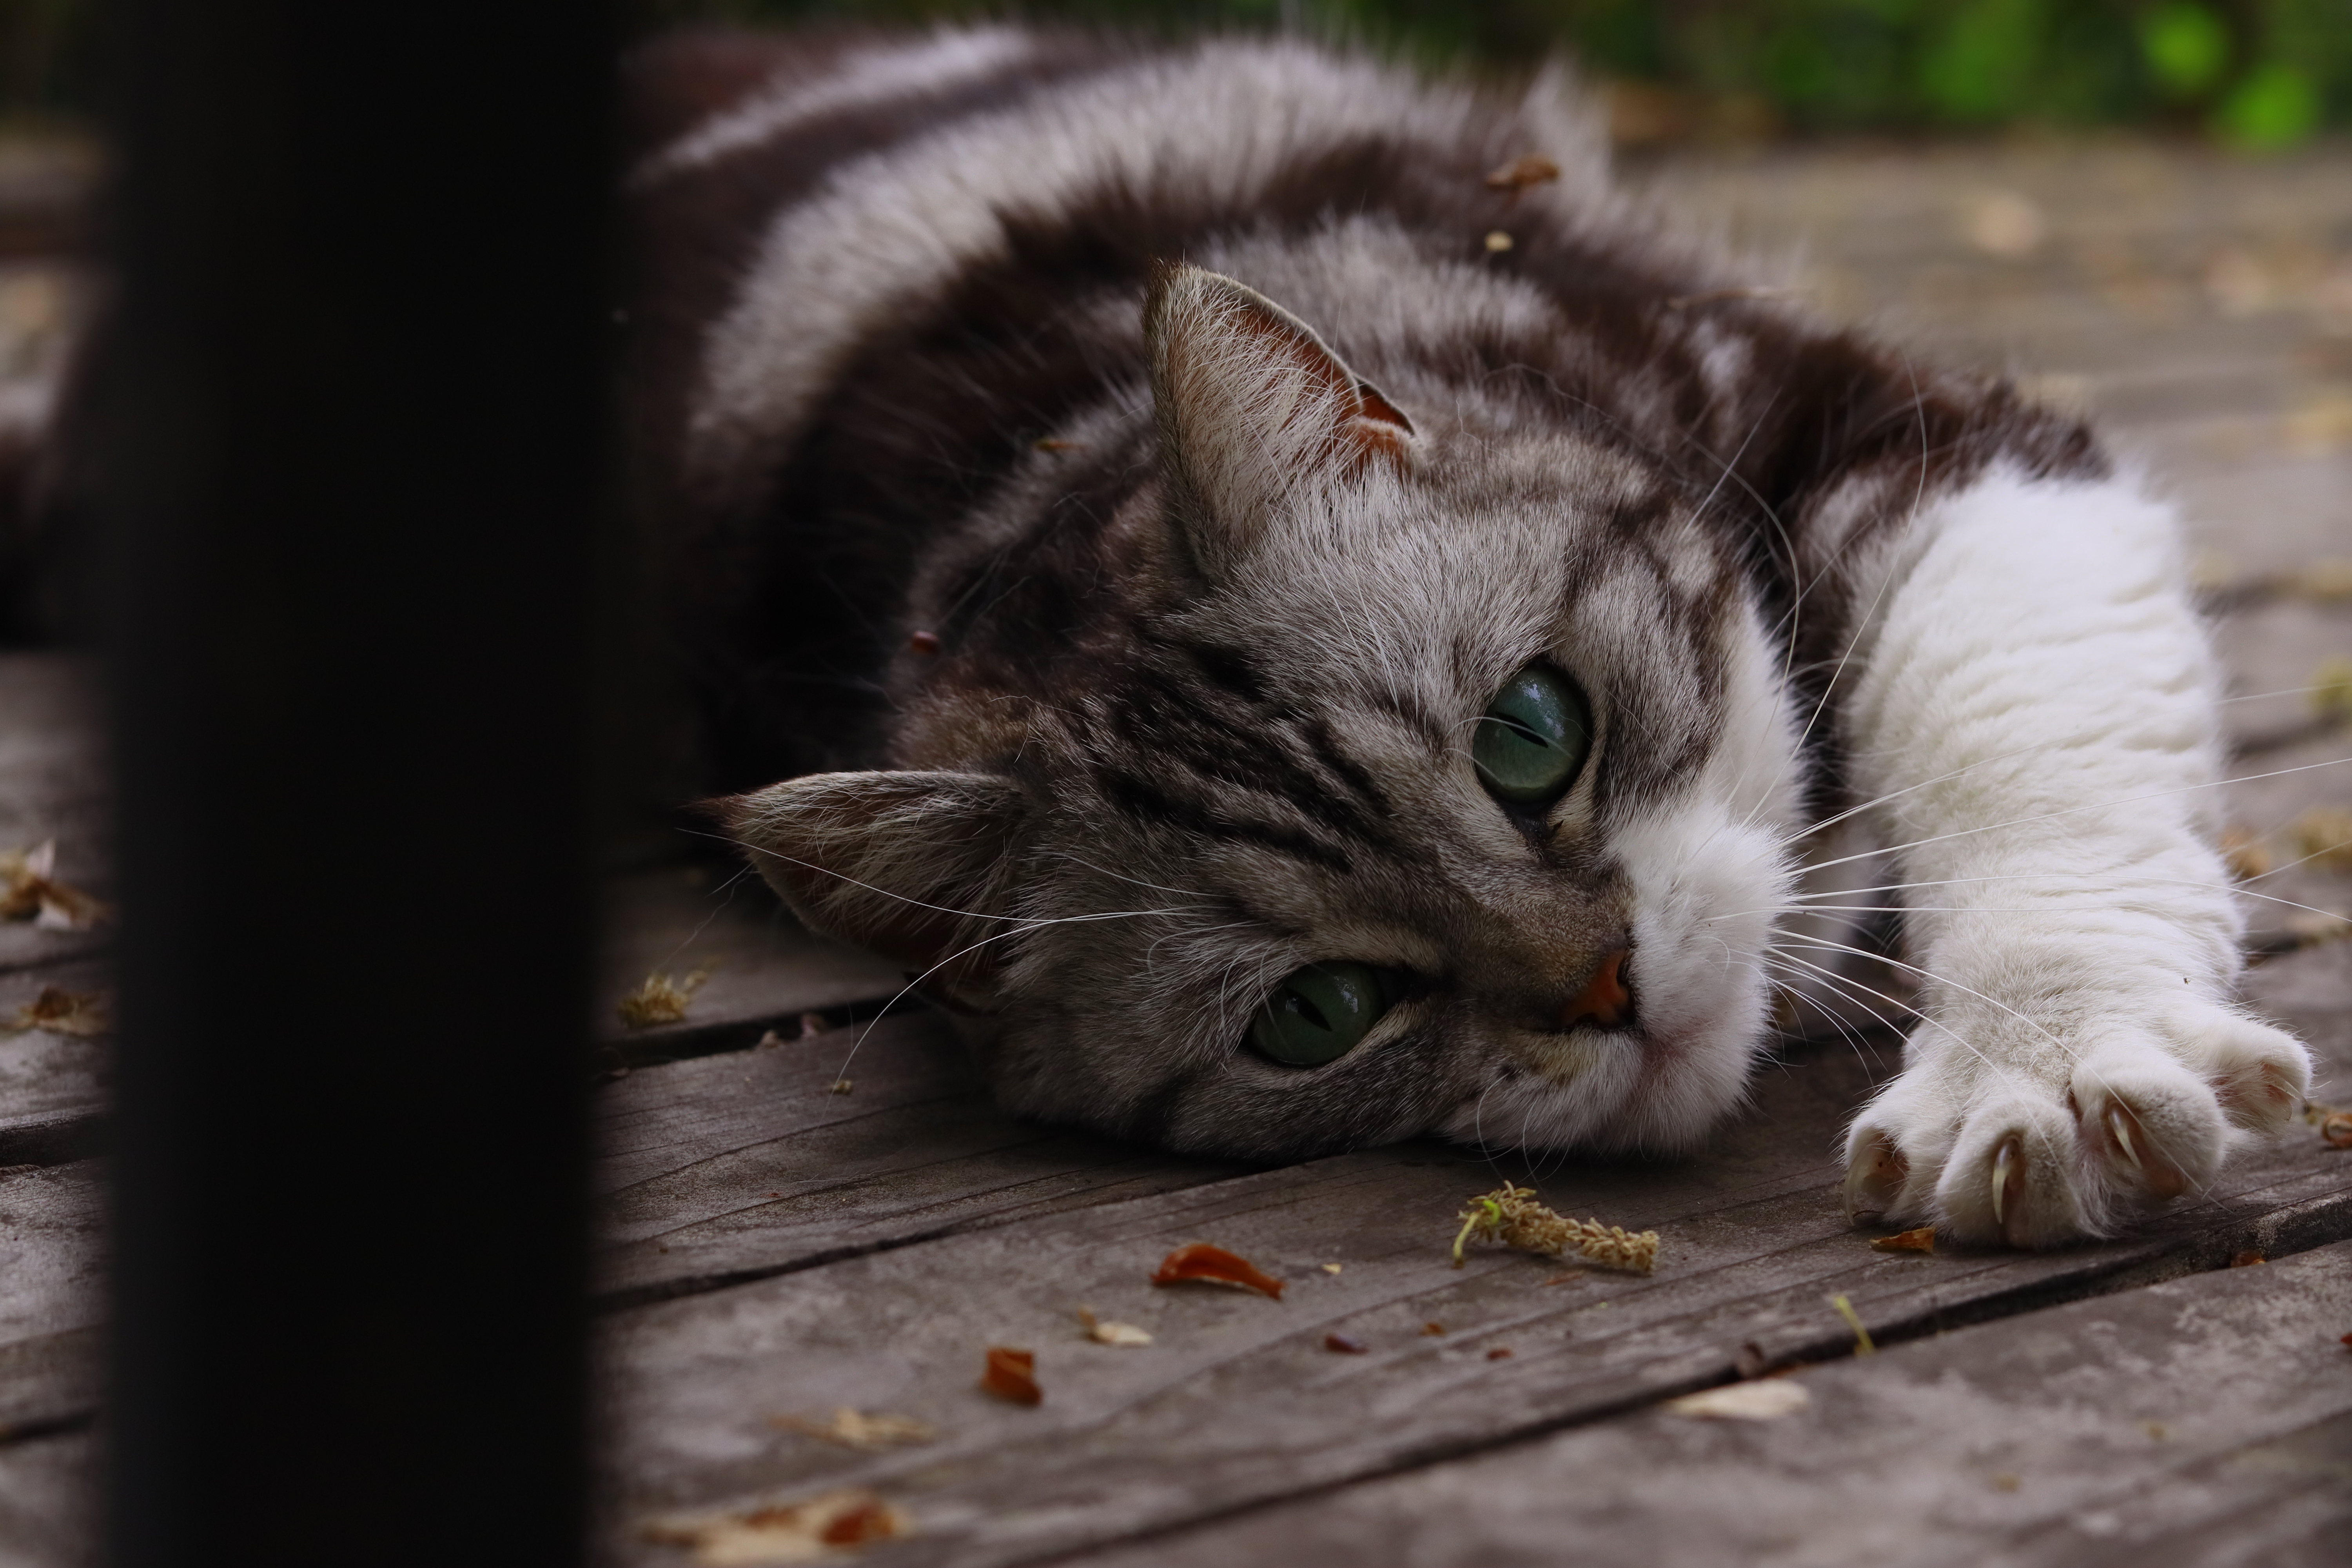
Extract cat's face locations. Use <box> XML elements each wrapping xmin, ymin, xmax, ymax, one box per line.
<box><xmin>729</xmin><ymin>267</ymin><xmax>1804</xmax><ymax>1160</ymax></box>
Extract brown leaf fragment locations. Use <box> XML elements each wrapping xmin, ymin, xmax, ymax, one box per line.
<box><xmin>2340</xmin><ymin>1331</ymin><xmax>2352</xmax><ymax>1349</ymax></box>
<box><xmin>5</xmin><ymin>985</ymin><xmax>108</xmax><ymax>1037</ymax></box>
<box><xmin>1483</xmin><ymin>154</ymin><xmax>1560</xmax><ymax>192</ymax></box>
<box><xmin>1421</xmin><ymin>1321</ymin><xmax>1446</xmax><ymax>1337</ymax></box>
<box><xmin>979</xmin><ymin>1346</ymin><xmax>1041</xmax><ymax>1405</ymax></box>
<box><xmin>772</xmin><ymin>1407</ymin><xmax>935</xmax><ymax>1452</ymax></box>
<box><xmin>644</xmin><ymin>1489</ymin><xmax>908</xmax><ymax>1564</ymax></box>
<box><xmin>1323</xmin><ymin>1331</ymin><xmax>1368</xmax><ymax>1354</ymax></box>
<box><xmin>1486</xmin><ymin>1346</ymin><xmax>1514</xmax><ymax>1361</ymax></box>
<box><xmin>1150</xmin><ymin>1242</ymin><xmax>1285</xmax><ymax>1299</ymax></box>
<box><xmin>2230</xmin><ymin>1249</ymin><xmax>2267</xmax><ymax>1267</ymax></box>
<box><xmin>1452</xmin><ymin>1184</ymin><xmax>1659</xmax><ymax>1274</ymax></box>
<box><xmin>0</xmin><ymin>841</ymin><xmax>109</xmax><ymax>931</ymax></box>
<box><xmin>617</xmin><ymin>967</ymin><xmax>709</xmax><ymax>1030</ymax></box>
<box><xmin>1871</xmin><ymin>1225</ymin><xmax>1936</xmax><ymax>1254</ymax></box>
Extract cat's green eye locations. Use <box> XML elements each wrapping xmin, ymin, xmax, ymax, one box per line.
<box><xmin>1248</xmin><ymin>961</ymin><xmax>1402</xmax><ymax>1068</ymax></box>
<box><xmin>1473</xmin><ymin>664</ymin><xmax>1593</xmax><ymax>807</ymax></box>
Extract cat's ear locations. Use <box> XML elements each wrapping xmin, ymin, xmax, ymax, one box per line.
<box><xmin>722</xmin><ymin>771</ymin><xmax>1026</xmax><ymax>1002</ymax></box>
<box><xmin>1145</xmin><ymin>263</ymin><xmax>1414</xmax><ymax>574</ymax></box>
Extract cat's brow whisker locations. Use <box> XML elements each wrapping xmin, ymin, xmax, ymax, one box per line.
<box><xmin>1772</xmin><ymin>931</ymin><xmax>2122</xmax><ymax>1099</ymax></box>
<box><xmin>1755</xmin><ymin>955</ymin><xmax>1905</xmax><ymax>1079</ymax></box>
<box><xmin>1798</xmin><ymin>753</ymin><xmax>2352</xmax><ymax>878</ymax></box>
<box><xmin>688</xmin><ymin>826</ymin><xmax>1024</xmax><ymax>926</ymax></box>
<box><xmin>832</xmin><ymin>903</ymin><xmax>1190</xmax><ymax>1083</ymax></box>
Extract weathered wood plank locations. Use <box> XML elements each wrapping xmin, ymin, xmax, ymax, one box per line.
<box><xmin>0</xmin><ymin>656</ymin><xmax>109</xmax><ymax>977</ymax></box>
<box><xmin>594</xmin><ymin>1017</ymin><xmax>2352</xmax><ymax>1568</ymax></box>
<box><xmin>593</xmin><ymin>1015</ymin><xmax>1244</xmax><ymax>1307</ymax></box>
<box><xmin>1071</xmin><ymin>1239</ymin><xmax>2352</xmax><ymax>1568</ymax></box>
<box><xmin>0</xmin><ymin>959</ymin><xmax>107</xmax><ymax>1169</ymax></box>
<box><xmin>0</xmin><ymin>1430</ymin><xmax>94</xmax><ymax>1568</ymax></box>
<box><xmin>0</xmin><ymin>1163</ymin><xmax>102</xmax><ymax>1436</ymax></box>
<box><xmin>597</xmin><ymin>869</ymin><xmax>906</xmax><ymax>1063</ymax></box>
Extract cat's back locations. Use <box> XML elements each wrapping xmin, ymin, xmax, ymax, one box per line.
<box><xmin>618</xmin><ymin>30</ymin><xmax>1632</xmax><ymax>788</ymax></box>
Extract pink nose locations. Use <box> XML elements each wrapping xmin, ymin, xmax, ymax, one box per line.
<box><xmin>1563</xmin><ymin>949</ymin><xmax>1632</xmax><ymax>1030</ymax></box>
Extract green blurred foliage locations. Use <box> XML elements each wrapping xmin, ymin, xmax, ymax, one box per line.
<box><xmin>3</xmin><ymin>0</ymin><xmax>2348</xmax><ymax>143</ymax></box>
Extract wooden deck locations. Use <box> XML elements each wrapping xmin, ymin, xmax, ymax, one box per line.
<box><xmin>2</xmin><ymin>136</ymin><xmax>2350</xmax><ymax>1566</ymax></box>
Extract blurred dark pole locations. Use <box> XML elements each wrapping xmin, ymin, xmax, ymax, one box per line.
<box><xmin>98</xmin><ymin>3</ymin><xmax>610</xmax><ymax>1565</ymax></box>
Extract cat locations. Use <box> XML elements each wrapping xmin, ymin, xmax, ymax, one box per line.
<box><xmin>620</xmin><ymin>25</ymin><xmax>2312</xmax><ymax>1249</ymax></box>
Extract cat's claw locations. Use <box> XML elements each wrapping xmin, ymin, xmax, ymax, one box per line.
<box><xmin>1844</xmin><ymin>1004</ymin><xmax>2312</xmax><ymax>1249</ymax></box>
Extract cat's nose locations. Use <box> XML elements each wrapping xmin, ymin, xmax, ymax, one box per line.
<box><xmin>1561</xmin><ymin>948</ymin><xmax>1633</xmax><ymax>1031</ymax></box>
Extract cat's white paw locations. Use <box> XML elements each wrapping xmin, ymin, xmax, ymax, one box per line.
<box><xmin>1842</xmin><ymin>1000</ymin><xmax>2310</xmax><ymax>1249</ymax></box>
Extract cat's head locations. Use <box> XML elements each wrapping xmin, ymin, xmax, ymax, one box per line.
<box><xmin>726</xmin><ymin>265</ymin><xmax>1805</xmax><ymax>1160</ymax></box>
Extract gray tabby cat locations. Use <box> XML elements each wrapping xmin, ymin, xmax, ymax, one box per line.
<box><xmin>622</xmin><ymin>27</ymin><xmax>2310</xmax><ymax>1248</ymax></box>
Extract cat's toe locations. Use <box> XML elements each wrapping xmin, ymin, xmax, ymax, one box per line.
<box><xmin>1841</xmin><ymin>1128</ymin><xmax>1910</xmax><ymax>1221</ymax></box>
<box><xmin>1935</xmin><ymin>1097</ymin><xmax>2084</xmax><ymax>1248</ymax></box>
<box><xmin>2070</xmin><ymin>1040</ymin><xmax>2224</xmax><ymax>1211</ymax></box>
<box><xmin>2185</xmin><ymin>1013</ymin><xmax>2311</xmax><ymax>1132</ymax></box>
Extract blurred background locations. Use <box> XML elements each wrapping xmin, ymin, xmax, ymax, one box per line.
<box><xmin>8</xmin><ymin>0</ymin><xmax>2352</xmax><ymax>146</ymax></box>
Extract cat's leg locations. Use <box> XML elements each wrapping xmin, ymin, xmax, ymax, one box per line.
<box><xmin>1833</xmin><ymin>466</ymin><xmax>2311</xmax><ymax>1247</ymax></box>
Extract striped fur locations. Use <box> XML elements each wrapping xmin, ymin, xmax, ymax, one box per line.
<box><xmin>635</xmin><ymin>30</ymin><xmax>2307</xmax><ymax>1233</ymax></box>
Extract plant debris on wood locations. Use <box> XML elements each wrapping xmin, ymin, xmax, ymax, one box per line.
<box><xmin>1076</xmin><ymin>1307</ymin><xmax>1152</xmax><ymax>1347</ymax></box>
<box><xmin>2303</xmin><ymin>1099</ymin><xmax>2352</xmax><ymax>1148</ymax></box>
<box><xmin>617</xmin><ymin>967</ymin><xmax>710</xmax><ymax>1030</ymax></box>
<box><xmin>1828</xmin><ymin>1293</ymin><xmax>1877</xmax><ymax>1355</ymax></box>
<box><xmin>772</xmin><ymin>1407</ymin><xmax>935</xmax><ymax>1452</ymax></box>
<box><xmin>2289</xmin><ymin>806</ymin><xmax>2352</xmax><ymax>874</ymax></box>
<box><xmin>1150</xmin><ymin>1242</ymin><xmax>1285</xmax><ymax>1299</ymax></box>
<box><xmin>644</xmin><ymin>1490</ymin><xmax>907</xmax><ymax>1565</ymax></box>
<box><xmin>1870</xmin><ymin>1225</ymin><xmax>1936</xmax><ymax>1254</ymax></box>
<box><xmin>979</xmin><ymin>1346</ymin><xmax>1041</xmax><ymax>1405</ymax></box>
<box><xmin>4</xmin><ymin>985</ymin><xmax>108</xmax><ymax>1037</ymax></box>
<box><xmin>1667</xmin><ymin>1381</ymin><xmax>1812</xmax><ymax>1421</ymax></box>
<box><xmin>1324</xmin><ymin>1331</ymin><xmax>1368</xmax><ymax>1354</ymax></box>
<box><xmin>0</xmin><ymin>841</ymin><xmax>107</xmax><ymax>931</ymax></box>
<box><xmin>1484</xmin><ymin>154</ymin><xmax>1560</xmax><ymax>192</ymax></box>
<box><xmin>1451</xmin><ymin>1184</ymin><xmax>1659</xmax><ymax>1274</ymax></box>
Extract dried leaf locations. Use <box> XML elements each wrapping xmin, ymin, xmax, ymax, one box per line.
<box><xmin>2290</xmin><ymin>806</ymin><xmax>2352</xmax><ymax>874</ymax></box>
<box><xmin>1450</xmin><ymin>1184</ymin><xmax>1659</xmax><ymax>1274</ymax></box>
<box><xmin>1667</xmin><ymin>1381</ymin><xmax>1811</xmax><ymax>1421</ymax></box>
<box><xmin>1323</xmin><ymin>1332</ymin><xmax>1368</xmax><ymax>1354</ymax></box>
<box><xmin>1150</xmin><ymin>1242</ymin><xmax>1285</xmax><ymax>1299</ymax></box>
<box><xmin>0</xmin><ymin>841</ymin><xmax>108</xmax><ymax>931</ymax></box>
<box><xmin>979</xmin><ymin>1345</ymin><xmax>1041</xmax><ymax>1405</ymax></box>
<box><xmin>2221</xmin><ymin>826</ymin><xmax>2274</xmax><ymax>881</ymax></box>
<box><xmin>1483</xmin><ymin>154</ymin><xmax>1560</xmax><ymax>192</ymax></box>
<box><xmin>4</xmin><ymin>986</ymin><xmax>108</xmax><ymax>1037</ymax></box>
<box><xmin>1421</xmin><ymin>1321</ymin><xmax>1446</xmax><ymax>1336</ymax></box>
<box><xmin>772</xmin><ymin>1407</ymin><xmax>935</xmax><ymax>1452</ymax></box>
<box><xmin>1870</xmin><ymin>1225</ymin><xmax>1936</xmax><ymax>1254</ymax></box>
<box><xmin>2315</xmin><ymin>656</ymin><xmax>2352</xmax><ymax>725</ymax></box>
<box><xmin>644</xmin><ymin>1490</ymin><xmax>907</xmax><ymax>1564</ymax></box>
<box><xmin>1485</xmin><ymin>1347</ymin><xmax>1514</xmax><ymax>1361</ymax></box>
<box><xmin>1075</xmin><ymin>1307</ymin><xmax>1152</xmax><ymax>1347</ymax></box>
<box><xmin>617</xmin><ymin>967</ymin><xmax>709</xmax><ymax>1030</ymax></box>
<box><xmin>2230</xmin><ymin>1249</ymin><xmax>2267</xmax><ymax>1267</ymax></box>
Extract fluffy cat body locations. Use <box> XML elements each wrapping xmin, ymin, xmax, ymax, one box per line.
<box><xmin>623</xmin><ymin>28</ymin><xmax>2311</xmax><ymax>1247</ymax></box>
